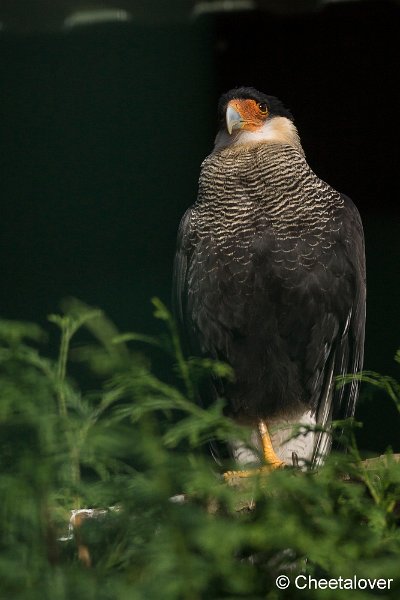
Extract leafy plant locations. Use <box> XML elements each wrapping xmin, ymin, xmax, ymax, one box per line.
<box><xmin>0</xmin><ymin>300</ymin><xmax>400</xmax><ymax>599</ymax></box>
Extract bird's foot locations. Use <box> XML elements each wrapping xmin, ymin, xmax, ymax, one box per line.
<box><xmin>223</xmin><ymin>461</ymin><xmax>285</xmax><ymax>485</ymax></box>
<box><xmin>223</xmin><ymin>420</ymin><xmax>287</xmax><ymax>486</ymax></box>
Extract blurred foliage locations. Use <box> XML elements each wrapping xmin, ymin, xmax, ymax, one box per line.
<box><xmin>0</xmin><ymin>299</ymin><xmax>400</xmax><ymax>599</ymax></box>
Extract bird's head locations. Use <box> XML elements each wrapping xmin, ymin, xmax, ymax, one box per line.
<box><xmin>214</xmin><ymin>87</ymin><xmax>303</xmax><ymax>153</ymax></box>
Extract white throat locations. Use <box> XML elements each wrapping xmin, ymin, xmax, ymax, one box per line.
<box><xmin>213</xmin><ymin>116</ymin><xmax>304</xmax><ymax>154</ymax></box>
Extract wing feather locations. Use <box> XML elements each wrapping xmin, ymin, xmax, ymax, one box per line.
<box><xmin>312</xmin><ymin>194</ymin><xmax>366</xmax><ymax>465</ymax></box>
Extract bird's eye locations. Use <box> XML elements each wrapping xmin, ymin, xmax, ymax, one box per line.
<box><xmin>258</xmin><ymin>102</ymin><xmax>268</xmax><ymax>114</ymax></box>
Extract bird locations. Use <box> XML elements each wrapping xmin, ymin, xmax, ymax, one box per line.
<box><xmin>172</xmin><ymin>87</ymin><xmax>366</xmax><ymax>477</ymax></box>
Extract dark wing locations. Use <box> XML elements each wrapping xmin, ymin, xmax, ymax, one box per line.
<box><xmin>172</xmin><ymin>208</ymin><xmax>199</xmax><ymax>358</ymax></box>
<box><xmin>172</xmin><ymin>209</ymin><xmax>190</xmax><ymax>338</ymax></box>
<box><xmin>312</xmin><ymin>194</ymin><xmax>366</xmax><ymax>466</ymax></box>
<box><xmin>172</xmin><ymin>208</ymin><xmax>226</xmax><ymax>466</ymax></box>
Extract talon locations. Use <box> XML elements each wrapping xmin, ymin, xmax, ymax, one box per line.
<box><xmin>223</xmin><ymin>463</ymin><xmax>285</xmax><ymax>484</ymax></box>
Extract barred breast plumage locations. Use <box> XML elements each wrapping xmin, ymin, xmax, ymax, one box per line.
<box><xmin>195</xmin><ymin>143</ymin><xmax>343</xmax><ymax>246</ymax></box>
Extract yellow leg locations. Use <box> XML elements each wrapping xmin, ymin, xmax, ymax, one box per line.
<box><xmin>258</xmin><ymin>420</ymin><xmax>286</xmax><ymax>469</ymax></box>
<box><xmin>223</xmin><ymin>419</ymin><xmax>285</xmax><ymax>483</ymax></box>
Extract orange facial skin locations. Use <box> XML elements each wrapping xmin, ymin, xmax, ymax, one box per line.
<box><xmin>228</xmin><ymin>98</ymin><xmax>269</xmax><ymax>131</ymax></box>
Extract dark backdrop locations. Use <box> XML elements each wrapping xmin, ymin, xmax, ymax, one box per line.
<box><xmin>0</xmin><ymin>1</ymin><xmax>399</xmax><ymax>452</ymax></box>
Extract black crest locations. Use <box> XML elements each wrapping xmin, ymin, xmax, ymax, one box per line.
<box><xmin>217</xmin><ymin>86</ymin><xmax>294</xmax><ymax>124</ymax></box>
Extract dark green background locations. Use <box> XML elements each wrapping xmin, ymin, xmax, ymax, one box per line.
<box><xmin>0</xmin><ymin>1</ymin><xmax>399</xmax><ymax>452</ymax></box>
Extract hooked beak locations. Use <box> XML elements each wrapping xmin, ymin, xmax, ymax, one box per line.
<box><xmin>226</xmin><ymin>103</ymin><xmax>244</xmax><ymax>135</ymax></box>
